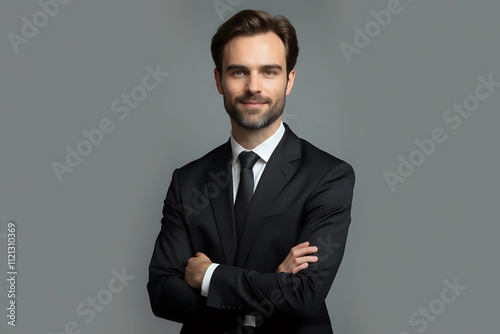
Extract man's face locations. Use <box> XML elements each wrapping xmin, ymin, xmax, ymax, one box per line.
<box><xmin>214</xmin><ymin>32</ymin><xmax>296</xmax><ymax>130</ymax></box>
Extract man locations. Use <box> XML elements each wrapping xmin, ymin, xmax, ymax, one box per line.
<box><xmin>147</xmin><ymin>9</ymin><xmax>355</xmax><ymax>334</ymax></box>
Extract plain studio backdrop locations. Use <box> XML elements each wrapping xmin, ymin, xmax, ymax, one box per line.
<box><xmin>0</xmin><ymin>0</ymin><xmax>498</xmax><ymax>333</ymax></box>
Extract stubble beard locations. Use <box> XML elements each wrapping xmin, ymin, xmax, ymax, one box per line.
<box><xmin>223</xmin><ymin>89</ymin><xmax>287</xmax><ymax>130</ymax></box>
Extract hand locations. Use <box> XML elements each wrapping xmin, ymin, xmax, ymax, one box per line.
<box><xmin>184</xmin><ymin>252</ymin><xmax>212</xmax><ymax>289</ymax></box>
<box><xmin>276</xmin><ymin>241</ymin><xmax>318</xmax><ymax>274</ymax></box>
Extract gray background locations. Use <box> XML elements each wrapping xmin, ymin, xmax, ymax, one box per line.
<box><xmin>1</xmin><ymin>0</ymin><xmax>498</xmax><ymax>333</ymax></box>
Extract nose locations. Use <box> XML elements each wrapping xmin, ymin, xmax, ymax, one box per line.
<box><xmin>245</xmin><ymin>72</ymin><xmax>262</xmax><ymax>94</ymax></box>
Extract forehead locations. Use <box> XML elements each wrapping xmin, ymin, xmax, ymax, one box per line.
<box><xmin>222</xmin><ymin>32</ymin><xmax>286</xmax><ymax>68</ymax></box>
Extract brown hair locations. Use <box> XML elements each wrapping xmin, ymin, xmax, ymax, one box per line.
<box><xmin>211</xmin><ymin>9</ymin><xmax>299</xmax><ymax>77</ymax></box>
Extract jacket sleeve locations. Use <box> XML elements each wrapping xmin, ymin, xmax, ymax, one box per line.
<box><xmin>206</xmin><ymin>161</ymin><xmax>355</xmax><ymax>318</ymax></box>
<box><xmin>146</xmin><ymin>169</ymin><xmax>232</xmax><ymax>324</ymax></box>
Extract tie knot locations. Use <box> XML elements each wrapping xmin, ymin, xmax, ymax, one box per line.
<box><xmin>238</xmin><ymin>151</ymin><xmax>260</xmax><ymax>169</ymax></box>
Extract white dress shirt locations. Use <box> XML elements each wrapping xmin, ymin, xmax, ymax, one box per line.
<box><xmin>200</xmin><ymin>121</ymin><xmax>286</xmax><ymax>327</ymax></box>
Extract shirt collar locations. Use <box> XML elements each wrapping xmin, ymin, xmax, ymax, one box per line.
<box><xmin>230</xmin><ymin>121</ymin><xmax>285</xmax><ymax>165</ymax></box>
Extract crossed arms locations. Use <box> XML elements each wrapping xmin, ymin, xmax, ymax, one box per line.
<box><xmin>184</xmin><ymin>241</ymin><xmax>319</xmax><ymax>288</ymax></box>
<box><xmin>147</xmin><ymin>161</ymin><xmax>355</xmax><ymax>323</ymax></box>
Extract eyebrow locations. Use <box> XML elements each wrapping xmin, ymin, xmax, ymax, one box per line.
<box><xmin>225</xmin><ymin>64</ymin><xmax>283</xmax><ymax>72</ymax></box>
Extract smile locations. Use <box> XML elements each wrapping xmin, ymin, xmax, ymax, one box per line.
<box><xmin>240</xmin><ymin>101</ymin><xmax>267</xmax><ymax>107</ymax></box>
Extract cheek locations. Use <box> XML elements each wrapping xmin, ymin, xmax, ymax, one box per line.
<box><xmin>222</xmin><ymin>81</ymin><xmax>242</xmax><ymax>98</ymax></box>
<box><xmin>265</xmin><ymin>80</ymin><xmax>287</xmax><ymax>96</ymax></box>
<box><xmin>267</xmin><ymin>90</ymin><xmax>284</xmax><ymax>104</ymax></box>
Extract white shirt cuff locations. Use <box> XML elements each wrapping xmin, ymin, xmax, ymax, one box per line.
<box><xmin>200</xmin><ymin>263</ymin><xmax>219</xmax><ymax>297</ymax></box>
<box><xmin>244</xmin><ymin>315</ymin><xmax>257</xmax><ymax>327</ymax></box>
<box><xmin>200</xmin><ymin>263</ymin><xmax>257</xmax><ymax>327</ymax></box>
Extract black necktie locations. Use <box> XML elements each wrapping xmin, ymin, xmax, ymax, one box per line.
<box><xmin>234</xmin><ymin>151</ymin><xmax>260</xmax><ymax>242</ymax></box>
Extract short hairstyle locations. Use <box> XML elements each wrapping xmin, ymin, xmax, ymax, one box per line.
<box><xmin>211</xmin><ymin>9</ymin><xmax>299</xmax><ymax>77</ymax></box>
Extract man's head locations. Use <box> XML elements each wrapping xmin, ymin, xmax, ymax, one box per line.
<box><xmin>211</xmin><ymin>10</ymin><xmax>299</xmax><ymax>131</ymax></box>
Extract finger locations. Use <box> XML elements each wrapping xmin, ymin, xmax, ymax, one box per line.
<box><xmin>281</xmin><ymin>246</ymin><xmax>317</xmax><ymax>269</ymax></box>
<box><xmin>279</xmin><ymin>243</ymin><xmax>315</xmax><ymax>272</ymax></box>
<box><xmin>280</xmin><ymin>256</ymin><xmax>304</xmax><ymax>273</ymax></box>
<box><xmin>292</xmin><ymin>255</ymin><xmax>318</xmax><ymax>267</ymax></box>
<box><xmin>279</xmin><ymin>256</ymin><xmax>314</xmax><ymax>273</ymax></box>
<box><xmin>291</xmin><ymin>241</ymin><xmax>309</xmax><ymax>251</ymax></box>
<box><xmin>292</xmin><ymin>246</ymin><xmax>318</xmax><ymax>258</ymax></box>
<box><xmin>305</xmin><ymin>245</ymin><xmax>318</xmax><ymax>254</ymax></box>
<box><xmin>293</xmin><ymin>255</ymin><xmax>318</xmax><ymax>264</ymax></box>
<box><xmin>196</xmin><ymin>252</ymin><xmax>207</xmax><ymax>258</ymax></box>
<box><xmin>284</xmin><ymin>243</ymin><xmax>310</xmax><ymax>263</ymax></box>
<box><xmin>300</xmin><ymin>255</ymin><xmax>318</xmax><ymax>263</ymax></box>
<box><xmin>291</xmin><ymin>263</ymin><xmax>308</xmax><ymax>275</ymax></box>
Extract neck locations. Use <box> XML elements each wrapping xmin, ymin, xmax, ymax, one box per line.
<box><xmin>231</xmin><ymin>118</ymin><xmax>281</xmax><ymax>150</ymax></box>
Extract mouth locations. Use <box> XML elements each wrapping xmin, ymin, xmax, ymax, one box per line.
<box><xmin>240</xmin><ymin>101</ymin><xmax>267</xmax><ymax>107</ymax></box>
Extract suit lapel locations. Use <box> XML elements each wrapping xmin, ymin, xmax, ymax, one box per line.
<box><xmin>235</xmin><ymin>123</ymin><xmax>301</xmax><ymax>267</ymax></box>
<box><xmin>205</xmin><ymin>140</ymin><xmax>238</xmax><ymax>265</ymax></box>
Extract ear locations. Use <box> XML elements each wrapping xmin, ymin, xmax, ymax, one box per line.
<box><xmin>214</xmin><ymin>68</ymin><xmax>224</xmax><ymax>95</ymax></box>
<box><xmin>285</xmin><ymin>69</ymin><xmax>296</xmax><ymax>95</ymax></box>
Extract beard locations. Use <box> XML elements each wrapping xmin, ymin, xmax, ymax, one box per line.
<box><xmin>223</xmin><ymin>88</ymin><xmax>287</xmax><ymax>130</ymax></box>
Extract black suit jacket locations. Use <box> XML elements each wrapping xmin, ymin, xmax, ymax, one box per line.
<box><xmin>147</xmin><ymin>123</ymin><xmax>355</xmax><ymax>334</ymax></box>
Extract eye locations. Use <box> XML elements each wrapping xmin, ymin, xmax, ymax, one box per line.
<box><xmin>265</xmin><ymin>70</ymin><xmax>277</xmax><ymax>76</ymax></box>
<box><xmin>232</xmin><ymin>70</ymin><xmax>245</xmax><ymax>76</ymax></box>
